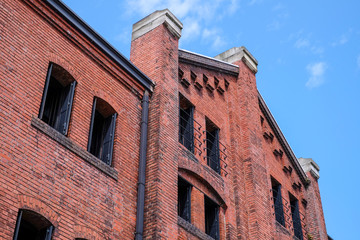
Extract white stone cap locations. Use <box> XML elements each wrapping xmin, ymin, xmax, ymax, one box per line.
<box><xmin>214</xmin><ymin>46</ymin><xmax>258</xmax><ymax>73</ymax></box>
<box><xmin>132</xmin><ymin>9</ymin><xmax>183</xmax><ymax>41</ymax></box>
<box><xmin>298</xmin><ymin>157</ymin><xmax>320</xmax><ymax>180</ymax></box>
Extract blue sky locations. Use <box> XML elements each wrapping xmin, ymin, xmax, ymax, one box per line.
<box><xmin>62</xmin><ymin>0</ymin><xmax>360</xmax><ymax>238</ymax></box>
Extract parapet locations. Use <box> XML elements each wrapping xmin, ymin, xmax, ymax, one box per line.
<box><xmin>298</xmin><ymin>158</ymin><xmax>320</xmax><ymax>180</ymax></box>
<box><xmin>132</xmin><ymin>9</ymin><xmax>183</xmax><ymax>41</ymax></box>
<box><xmin>214</xmin><ymin>46</ymin><xmax>258</xmax><ymax>73</ymax></box>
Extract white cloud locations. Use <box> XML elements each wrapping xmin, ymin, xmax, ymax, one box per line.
<box><xmin>306</xmin><ymin>62</ymin><xmax>327</xmax><ymax>89</ymax></box>
<box><xmin>291</xmin><ymin>32</ymin><xmax>324</xmax><ymax>56</ymax></box>
<box><xmin>272</xmin><ymin>3</ymin><xmax>284</xmax><ymax>11</ymax></box>
<box><xmin>249</xmin><ymin>0</ymin><xmax>263</xmax><ymax>6</ymax></box>
<box><xmin>181</xmin><ymin>18</ymin><xmax>201</xmax><ymax>41</ymax></box>
<box><xmin>267</xmin><ymin>20</ymin><xmax>281</xmax><ymax>31</ymax></box>
<box><xmin>212</xmin><ymin>36</ymin><xmax>226</xmax><ymax>49</ymax></box>
<box><xmin>201</xmin><ymin>28</ymin><xmax>226</xmax><ymax>49</ymax></box>
<box><xmin>294</xmin><ymin>38</ymin><xmax>310</xmax><ymax>48</ymax></box>
<box><xmin>227</xmin><ymin>0</ymin><xmax>240</xmax><ymax>14</ymax></box>
<box><xmin>124</xmin><ymin>0</ymin><xmax>240</xmax><ymax>50</ymax></box>
<box><xmin>331</xmin><ymin>34</ymin><xmax>348</xmax><ymax>47</ymax></box>
<box><xmin>266</xmin><ymin>4</ymin><xmax>288</xmax><ymax>31</ymax></box>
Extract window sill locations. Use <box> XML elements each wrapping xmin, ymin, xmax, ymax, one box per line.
<box><xmin>31</xmin><ymin>117</ymin><xmax>118</xmax><ymax>180</ymax></box>
<box><xmin>275</xmin><ymin>221</ymin><xmax>291</xmax><ymax>236</ymax></box>
<box><xmin>178</xmin><ymin>216</ymin><xmax>215</xmax><ymax>240</ymax></box>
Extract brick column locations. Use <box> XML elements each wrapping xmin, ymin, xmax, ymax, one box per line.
<box><xmin>130</xmin><ymin>9</ymin><xmax>183</xmax><ymax>239</ymax></box>
<box><xmin>299</xmin><ymin>158</ymin><xmax>328</xmax><ymax>240</ymax></box>
<box><xmin>215</xmin><ymin>47</ymin><xmax>273</xmax><ymax>239</ymax></box>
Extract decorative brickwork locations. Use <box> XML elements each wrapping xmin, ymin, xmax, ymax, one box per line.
<box><xmin>0</xmin><ymin>1</ymin><xmax>328</xmax><ymax>240</ymax></box>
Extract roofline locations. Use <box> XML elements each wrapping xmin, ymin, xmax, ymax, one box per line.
<box><xmin>45</xmin><ymin>0</ymin><xmax>154</xmax><ymax>92</ymax></box>
<box><xmin>179</xmin><ymin>49</ymin><xmax>239</xmax><ymax>76</ymax></box>
<box><xmin>258</xmin><ymin>92</ymin><xmax>309</xmax><ymax>185</ymax></box>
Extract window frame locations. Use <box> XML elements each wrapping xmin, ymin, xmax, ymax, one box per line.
<box><xmin>205</xmin><ymin>118</ymin><xmax>220</xmax><ymax>174</ymax></box>
<box><xmin>271</xmin><ymin>178</ymin><xmax>285</xmax><ymax>226</ymax></box>
<box><xmin>289</xmin><ymin>194</ymin><xmax>304</xmax><ymax>240</ymax></box>
<box><xmin>87</xmin><ymin>97</ymin><xmax>117</xmax><ymax>166</ymax></box>
<box><xmin>204</xmin><ymin>195</ymin><xmax>220</xmax><ymax>240</ymax></box>
<box><xmin>13</xmin><ymin>209</ymin><xmax>54</xmax><ymax>240</ymax></box>
<box><xmin>179</xmin><ymin>95</ymin><xmax>195</xmax><ymax>153</ymax></box>
<box><xmin>178</xmin><ymin>176</ymin><xmax>192</xmax><ymax>222</ymax></box>
<box><xmin>38</xmin><ymin>62</ymin><xmax>76</xmax><ymax>136</ymax></box>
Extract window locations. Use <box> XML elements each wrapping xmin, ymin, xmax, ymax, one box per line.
<box><xmin>87</xmin><ymin>98</ymin><xmax>117</xmax><ymax>165</ymax></box>
<box><xmin>289</xmin><ymin>194</ymin><xmax>303</xmax><ymax>240</ymax></box>
<box><xmin>205</xmin><ymin>118</ymin><xmax>220</xmax><ymax>174</ymax></box>
<box><xmin>179</xmin><ymin>95</ymin><xmax>194</xmax><ymax>152</ymax></box>
<box><xmin>39</xmin><ymin>63</ymin><xmax>76</xmax><ymax>135</ymax></box>
<box><xmin>271</xmin><ymin>178</ymin><xmax>285</xmax><ymax>226</ymax></box>
<box><xmin>204</xmin><ymin>196</ymin><xmax>219</xmax><ymax>240</ymax></box>
<box><xmin>13</xmin><ymin>209</ymin><xmax>54</xmax><ymax>240</ymax></box>
<box><xmin>178</xmin><ymin>177</ymin><xmax>192</xmax><ymax>222</ymax></box>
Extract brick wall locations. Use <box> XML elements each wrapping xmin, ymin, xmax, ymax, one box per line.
<box><xmin>0</xmin><ymin>0</ymin><xmax>146</xmax><ymax>239</ymax></box>
<box><xmin>131</xmin><ymin>22</ymin><xmax>180</xmax><ymax>239</ymax></box>
<box><xmin>0</xmin><ymin>1</ymin><xmax>328</xmax><ymax>239</ymax></box>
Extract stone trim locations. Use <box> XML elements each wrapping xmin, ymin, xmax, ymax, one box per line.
<box><xmin>179</xmin><ymin>49</ymin><xmax>239</xmax><ymax>76</ymax></box>
<box><xmin>31</xmin><ymin>117</ymin><xmax>118</xmax><ymax>180</ymax></box>
<box><xmin>298</xmin><ymin>158</ymin><xmax>320</xmax><ymax>180</ymax></box>
<box><xmin>214</xmin><ymin>46</ymin><xmax>258</xmax><ymax>73</ymax></box>
<box><xmin>132</xmin><ymin>9</ymin><xmax>183</xmax><ymax>41</ymax></box>
<box><xmin>178</xmin><ymin>216</ymin><xmax>215</xmax><ymax>240</ymax></box>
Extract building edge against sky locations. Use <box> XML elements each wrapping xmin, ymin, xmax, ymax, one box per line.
<box><xmin>0</xmin><ymin>0</ymin><xmax>330</xmax><ymax>239</ymax></box>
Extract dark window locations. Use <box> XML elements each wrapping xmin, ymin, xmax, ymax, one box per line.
<box><xmin>13</xmin><ymin>209</ymin><xmax>54</xmax><ymax>240</ymax></box>
<box><xmin>206</xmin><ymin>118</ymin><xmax>220</xmax><ymax>174</ymax></box>
<box><xmin>179</xmin><ymin>95</ymin><xmax>194</xmax><ymax>152</ymax></box>
<box><xmin>272</xmin><ymin>178</ymin><xmax>285</xmax><ymax>226</ymax></box>
<box><xmin>290</xmin><ymin>194</ymin><xmax>303</xmax><ymax>240</ymax></box>
<box><xmin>87</xmin><ymin>98</ymin><xmax>117</xmax><ymax>165</ymax></box>
<box><xmin>39</xmin><ymin>63</ymin><xmax>76</xmax><ymax>135</ymax></box>
<box><xmin>178</xmin><ymin>177</ymin><xmax>192</xmax><ymax>222</ymax></box>
<box><xmin>204</xmin><ymin>196</ymin><xmax>219</xmax><ymax>240</ymax></box>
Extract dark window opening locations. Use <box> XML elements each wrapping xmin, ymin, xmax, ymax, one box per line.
<box><xmin>206</xmin><ymin>118</ymin><xmax>220</xmax><ymax>174</ymax></box>
<box><xmin>179</xmin><ymin>95</ymin><xmax>194</xmax><ymax>152</ymax></box>
<box><xmin>13</xmin><ymin>209</ymin><xmax>54</xmax><ymax>240</ymax></box>
<box><xmin>272</xmin><ymin>177</ymin><xmax>285</xmax><ymax>226</ymax></box>
<box><xmin>178</xmin><ymin>177</ymin><xmax>192</xmax><ymax>222</ymax></box>
<box><xmin>290</xmin><ymin>194</ymin><xmax>303</xmax><ymax>240</ymax></box>
<box><xmin>39</xmin><ymin>63</ymin><xmax>76</xmax><ymax>135</ymax></box>
<box><xmin>205</xmin><ymin>196</ymin><xmax>219</xmax><ymax>240</ymax></box>
<box><xmin>87</xmin><ymin>98</ymin><xmax>117</xmax><ymax>165</ymax></box>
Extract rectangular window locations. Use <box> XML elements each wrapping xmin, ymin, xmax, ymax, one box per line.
<box><xmin>39</xmin><ymin>63</ymin><xmax>76</xmax><ymax>135</ymax></box>
<box><xmin>87</xmin><ymin>98</ymin><xmax>117</xmax><ymax>165</ymax></box>
<box><xmin>178</xmin><ymin>177</ymin><xmax>192</xmax><ymax>222</ymax></box>
<box><xmin>204</xmin><ymin>196</ymin><xmax>219</xmax><ymax>240</ymax></box>
<box><xmin>290</xmin><ymin>194</ymin><xmax>303</xmax><ymax>240</ymax></box>
<box><xmin>179</xmin><ymin>95</ymin><xmax>194</xmax><ymax>152</ymax></box>
<box><xmin>271</xmin><ymin>178</ymin><xmax>285</xmax><ymax>226</ymax></box>
<box><xmin>206</xmin><ymin>118</ymin><xmax>220</xmax><ymax>174</ymax></box>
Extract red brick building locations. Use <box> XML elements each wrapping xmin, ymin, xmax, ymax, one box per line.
<box><xmin>0</xmin><ymin>0</ymin><xmax>328</xmax><ymax>239</ymax></box>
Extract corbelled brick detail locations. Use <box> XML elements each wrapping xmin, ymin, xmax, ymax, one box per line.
<box><xmin>1</xmin><ymin>2</ymin><xmax>328</xmax><ymax>240</ymax></box>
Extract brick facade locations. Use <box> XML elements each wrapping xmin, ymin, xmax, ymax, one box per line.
<box><xmin>0</xmin><ymin>1</ymin><xmax>328</xmax><ymax>239</ymax></box>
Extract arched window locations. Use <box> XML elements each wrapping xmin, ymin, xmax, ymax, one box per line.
<box><xmin>13</xmin><ymin>209</ymin><xmax>54</xmax><ymax>240</ymax></box>
<box><xmin>38</xmin><ymin>62</ymin><xmax>76</xmax><ymax>135</ymax></box>
<box><xmin>87</xmin><ymin>97</ymin><xmax>117</xmax><ymax>165</ymax></box>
